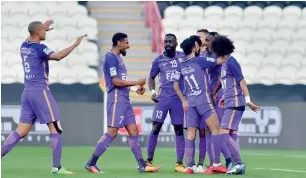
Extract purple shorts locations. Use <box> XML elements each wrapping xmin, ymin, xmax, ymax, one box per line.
<box><xmin>186</xmin><ymin>103</ymin><xmax>215</xmax><ymax>128</ymax></box>
<box><xmin>20</xmin><ymin>89</ymin><xmax>60</xmax><ymax>124</ymax></box>
<box><xmin>107</xmin><ymin>102</ymin><xmax>135</xmax><ymax>128</ymax></box>
<box><xmin>220</xmin><ymin>108</ymin><xmax>244</xmax><ymax>130</ymax></box>
<box><xmin>152</xmin><ymin>99</ymin><xmax>184</xmax><ymax>125</ymax></box>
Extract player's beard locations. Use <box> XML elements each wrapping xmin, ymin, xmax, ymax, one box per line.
<box><xmin>195</xmin><ymin>50</ymin><xmax>200</xmax><ymax>57</ymax></box>
<box><xmin>165</xmin><ymin>48</ymin><xmax>175</xmax><ymax>58</ymax></box>
<box><xmin>121</xmin><ymin>50</ymin><xmax>127</xmax><ymax>56</ymax></box>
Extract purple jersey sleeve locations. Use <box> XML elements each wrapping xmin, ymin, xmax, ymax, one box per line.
<box><xmin>195</xmin><ymin>56</ymin><xmax>216</xmax><ymax>69</ymax></box>
<box><xmin>105</xmin><ymin>54</ymin><xmax>119</xmax><ymax>78</ymax></box>
<box><xmin>149</xmin><ymin>57</ymin><xmax>160</xmax><ymax>78</ymax></box>
<box><xmin>228</xmin><ymin>58</ymin><xmax>244</xmax><ymax>82</ymax></box>
<box><xmin>37</xmin><ymin>44</ymin><xmax>54</xmax><ymax>60</ymax></box>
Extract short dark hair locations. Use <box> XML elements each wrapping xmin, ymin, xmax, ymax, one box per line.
<box><xmin>211</xmin><ymin>35</ymin><xmax>235</xmax><ymax>56</ymax></box>
<box><xmin>189</xmin><ymin>35</ymin><xmax>202</xmax><ymax>47</ymax></box>
<box><xmin>28</xmin><ymin>21</ymin><xmax>43</xmax><ymax>35</ymax></box>
<box><xmin>180</xmin><ymin>37</ymin><xmax>197</xmax><ymax>55</ymax></box>
<box><xmin>165</xmin><ymin>33</ymin><xmax>177</xmax><ymax>40</ymax></box>
<box><xmin>209</xmin><ymin>32</ymin><xmax>219</xmax><ymax>37</ymax></box>
<box><xmin>197</xmin><ymin>29</ymin><xmax>209</xmax><ymax>34</ymax></box>
<box><xmin>112</xmin><ymin>32</ymin><xmax>128</xmax><ymax>47</ymax></box>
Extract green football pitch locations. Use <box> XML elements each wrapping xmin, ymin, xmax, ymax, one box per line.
<box><xmin>2</xmin><ymin>147</ymin><xmax>306</xmax><ymax>178</ymax></box>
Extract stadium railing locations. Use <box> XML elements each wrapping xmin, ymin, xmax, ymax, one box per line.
<box><xmin>143</xmin><ymin>1</ymin><xmax>164</xmax><ymax>54</ymax></box>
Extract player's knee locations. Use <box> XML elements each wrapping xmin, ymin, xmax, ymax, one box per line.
<box><xmin>173</xmin><ymin>124</ymin><xmax>184</xmax><ymax>136</ymax></box>
<box><xmin>151</xmin><ymin>122</ymin><xmax>163</xmax><ymax>135</ymax></box>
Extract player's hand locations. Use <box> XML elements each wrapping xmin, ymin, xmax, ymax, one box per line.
<box><xmin>247</xmin><ymin>101</ymin><xmax>260</xmax><ymax>112</ymax></box>
<box><xmin>137</xmin><ymin>77</ymin><xmax>146</xmax><ymax>86</ymax></box>
<box><xmin>182</xmin><ymin>99</ymin><xmax>188</xmax><ymax>112</ymax></box>
<box><xmin>44</xmin><ymin>19</ymin><xmax>54</xmax><ymax>31</ymax></box>
<box><xmin>218</xmin><ymin>97</ymin><xmax>224</xmax><ymax>108</ymax></box>
<box><xmin>74</xmin><ymin>34</ymin><xmax>88</xmax><ymax>47</ymax></box>
<box><xmin>151</xmin><ymin>93</ymin><xmax>159</xmax><ymax>103</ymax></box>
<box><xmin>136</xmin><ymin>85</ymin><xmax>146</xmax><ymax>95</ymax></box>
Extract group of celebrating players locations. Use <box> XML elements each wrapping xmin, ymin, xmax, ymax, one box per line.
<box><xmin>1</xmin><ymin>19</ymin><xmax>260</xmax><ymax>175</ymax></box>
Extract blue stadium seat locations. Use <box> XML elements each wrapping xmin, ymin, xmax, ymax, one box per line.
<box><xmin>191</xmin><ymin>1</ymin><xmax>209</xmax><ymax>8</ymax></box>
<box><xmin>269</xmin><ymin>1</ymin><xmax>286</xmax><ymax>8</ymax></box>
<box><xmin>250</xmin><ymin>1</ymin><xmax>269</xmax><ymax>8</ymax></box>
<box><xmin>230</xmin><ymin>1</ymin><xmax>248</xmax><ymax>9</ymax></box>
<box><xmin>172</xmin><ymin>1</ymin><xmax>190</xmax><ymax>9</ymax></box>
<box><xmin>211</xmin><ymin>1</ymin><xmax>230</xmax><ymax>8</ymax></box>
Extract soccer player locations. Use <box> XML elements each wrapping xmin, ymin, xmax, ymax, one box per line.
<box><xmin>202</xmin><ymin>32</ymin><xmax>233</xmax><ymax>173</ymax></box>
<box><xmin>1</xmin><ymin>20</ymin><xmax>87</xmax><ymax>174</ymax></box>
<box><xmin>85</xmin><ymin>33</ymin><xmax>160</xmax><ymax>174</ymax></box>
<box><xmin>173</xmin><ymin>36</ymin><xmax>228</xmax><ymax>174</ymax></box>
<box><xmin>211</xmin><ymin>35</ymin><xmax>260</xmax><ymax>175</ymax></box>
<box><xmin>196</xmin><ymin>29</ymin><xmax>209</xmax><ymax>55</ymax></box>
<box><xmin>146</xmin><ymin>34</ymin><xmax>186</xmax><ymax>172</ymax></box>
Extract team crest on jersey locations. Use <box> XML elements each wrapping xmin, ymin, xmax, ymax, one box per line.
<box><xmin>110</xmin><ymin>67</ymin><xmax>117</xmax><ymax>76</ymax></box>
<box><xmin>178</xmin><ymin>58</ymin><xmax>183</xmax><ymax>62</ymax></box>
<box><xmin>43</xmin><ymin>47</ymin><xmax>53</xmax><ymax>55</ymax></box>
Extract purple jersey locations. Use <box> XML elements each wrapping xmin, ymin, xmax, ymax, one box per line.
<box><xmin>175</xmin><ymin>56</ymin><xmax>216</xmax><ymax>107</ymax></box>
<box><xmin>221</xmin><ymin>56</ymin><xmax>246</xmax><ymax>108</ymax></box>
<box><xmin>103</xmin><ymin>51</ymin><xmax>129</xmax><ymax>103</ymax></box>
<box><xmin>20</xmin><ymin>41</ymin><xmax>54</xmax><ymax>90</ymax></box>
<box><xmin>202</xmin><ymin>52</ymin><xmax>223</xmax><ymax>99</ymax></box>
<box><xmin>150</xmin><ymin>51</ymin><xmax>185</xmax><ymax>100</ymax></box>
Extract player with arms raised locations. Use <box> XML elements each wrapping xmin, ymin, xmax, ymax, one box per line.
<box><xmin>1</xmin><ymin>20</ymin><xmax>87</xmax><ymax>174</ymax></box>
<box><xmin>85</xmin><ymin>33</ymin><xmax>160</xmax><ymax>174</ymax></box>
<box><xmin>173</xmin><ymin>36</ymin><xmax>228</xmax><ymax>174</ymax></box>
<box><xmin>146</xmin><ymin>34</ymin><xmax>186</xmax><ymax>172</ymax></box>
<box><xmin>211</xmin><ymin>35</ymin><xmax>260</xmax><ymax>175</ymax></box>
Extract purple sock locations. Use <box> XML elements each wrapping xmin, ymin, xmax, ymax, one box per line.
<box><xmin>1</xmin><ymin>131</ymin><xmax>21</xmax><ymax>158</ymax></box>
<box><xmin>211</xmin><ymin>134</ymin><xmax>224</xmax><ymax>164</ymax></box>
<box><xmin>230</xmin><ymin>133</ymin><xmax>240</xmax><ymax>152</ymax></box>
<box><xmin>185</xmin><ymin>139</ymin><xmax>195</xmax><ymax>168</ymax></box>
<box><xmin>223</xmin><ymin>134</ymin><xmax>243</xmax><ymax>164</ymax></box>
<box><xmin>175</xmin><ymin>135</ymin><xmax>185</xmax><ymax>163</ymax></box>
<box><xmin>129</xmin><ymin>135</ymin><xmax>146</xmax><ymax>168</ymax></box>
<box><xmin>198</xmin><ymin>136</ymin><xmax>206</xmax><ymax>165</ymax></box>
<box><xmin>50</xmin><ymin>133</ymin><xmax>62</xmax><ymax>168</ymax></box>
<box><xmin>206</xmin><ymin>132</ymin><xmax>213</xmax><ymax>166</ymax></box>
<box><xmin>88</xmin><ymin>133</ymin><xmax>113</xmax><ymax>166</ymax></box>
<box><xmin>147</xmin><ymin>134</ymin><xmax>158</xmax><ymax>161</ymax></box>
<box><xmin>221</xmin><ymin>142</ymin><xmax>231</xmax><ymax>159</ymax></box>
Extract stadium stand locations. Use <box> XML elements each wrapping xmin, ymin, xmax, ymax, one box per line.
<box><xmin>158</xmin><ymin>1</ymin><xmax>306</xmax><ymax>85</ymax></box>
<box><xmin>1</xmin><ymin>1</ymin><xmax>99</xmax><ymax>85</ymax></box>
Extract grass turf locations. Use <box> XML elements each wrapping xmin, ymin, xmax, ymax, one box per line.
<box><xmin>2</xmin><ymin>147</ymin><xmax>306</xmax><ymax>178</ymax></box>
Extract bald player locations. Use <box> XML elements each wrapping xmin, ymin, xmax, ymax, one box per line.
<box><xmin>196</xmin><ymin>29</ymin><xmax>209</xmax><ymax>56</ymax></box>
<box><xmin>1</xmin><ymin>20</ymin><xmax>87</xmax><ymax>174</ymax></box>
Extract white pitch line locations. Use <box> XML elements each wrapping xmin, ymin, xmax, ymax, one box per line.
<box><xmin>255</xmin><ymin>168</ymin><xmax>306</xmax><ymax>173</ymax></box>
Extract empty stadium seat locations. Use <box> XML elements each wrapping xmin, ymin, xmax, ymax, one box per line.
<box><xmin>198</xmin><ymin>20</ymin><xmax>218</xmax><ymax>31</ymax></box>
<box><xmin>204</xmin><ymin>6</ymin><xmax>224</xmax><ymax>20</ymax></box>
<box><xmin>162</xmin><ymin>19</ymin><xmax>179</xmax><ymax>31</ymax></box>
<box><xmin>28</xmin><ymin>4</ymin><xmax>48</xmax><ymax>16</ymax></box>
<box><xmin>247</xmin><ymin>43</ymin><xmax>267</xmax><ymax>56</ymax></box>
<box><xmin>277</xmin><ymin>17</ymin><xmax>298</xmax><ymax>31</ymax></box>
<box><xmin>231</xmin><ymin>30</ymin><xmax>252</xmax><ymax>43</ymax></box>
<box><xmin>255</xmin><ymin>66</ymin><xmax>278</xmax><ymax>85</ymax></box>
<box><xmin>267</xmin><ymin>44</ymin><xmax>286</xmax><ymax>56</ymax></box>
<box><xmin>66</xmin><ymin>53</ymin><xmax>89</xmax><ymax>67</ymax></box>
<box><xmin>296</xmin><ymin>68</ymin><xmax>306</xmax><ymax>84</ymax></box>
<box><xmin>1</xmin><ymin>67</ymin><xmax>19</xmax><ymax>84</ymax></box>
<box><xmin>243</xmin><ymin>5</ymin><xmax>263</xmax><ymax>19</ymax></box>
<box><xmin>262</xmin><ymin>53</ymin><xmax>283</xmax><ymax>67</ymax></box>
<box><xmin>281</xmin><ymin>53</ymin><xmax>304</xmax><ymax>68</ymax></box>
<box><xmin>57</xmin><ymin>69</ymin><xmax>78</xmax><ymax>84</ymax></box>
<box><xmin>292</xmin><ymin>30</ymin><xmax>306</xmax><ymax>43</ymax></box>
<box><xmin>178</xmin><ymin>19</ymin><xmax>198</xmax><ymax>31</ymax></box>
<box><xmin>272</xmin><ymin>29</ymin><xmax>293</xmax><ymax>43</ymax></box>
<box><xmin>224</xmin><ymin>6</ymin><xmax>243</xmax><ymax>21</ymax></box>
<box><xmin>30</xmin><ymin>14</ymin><xmax>50</xmax><ymax>23</ymax></box>
<box><xmin>16</xmin><ymin>15</ymin><xmax>33</xmax><ymax>28</ymax></box>
<box><xmin>297</xmin><ymin>20</ymin><xmax>306</xmax><ymax>31</ymax></box>
<box><xmin>241</xmin><ymin>65</ymin><xmax>258</xmax><ymax>84</ymax></box>
<box><xmin>263</xmin><ymin>6</ymin><xmax>282</xmax><ymax>21</ymax></box>
<box><xmin>78</xmin><ymin>68</ymin><xmax>98</xmax><ymax>84</ymax></box>
<box><xmin>258</xmin><ymin>20</ymin><xmax>278</xmax><ymax>31</ymax></box>
<box><xmin>276</xmin><ymin>66</ymin><xmax>298</xmax><ymax>85</ymax></box>
<box><xmin>238</xmin><ymin>19</ymin><xmax>258</xmax><ymax>31</ymax></box>
<box><xmin>283</xmin><ymin>5</ymin><xmax>302</xmax><ymax>18</ymax></box>
<box><xmin>10</xmin><ymin>5</ymin><xmax>29</xmax><ymax>16</ymax></box>
<box><xmin>164</xmin><ymin>6</ymin><xmax>184</xmax><ymax>19</ymax></box>
<box><xmin>67</xmin><ymin>4</ymin><xmax>88</xmax><ymax>16</ymax></box>
<box><xmin>77</xmin><ymin>16</ymin><xmax>97</xmax><ymax>29</ymax></box>
<box><xmin>184</xmin><ymin>5</ymin><xmax>203</xmax><ymax>18</ymax></box>
<box><xmin>252</xmin><ymin>32</ymin><xmax>272</xmax><ymax>44</ymax></box>
<box><xmin>286</xmin><ymin>43</ymin><xmax>306</xmax><ymax>56</ymax></box>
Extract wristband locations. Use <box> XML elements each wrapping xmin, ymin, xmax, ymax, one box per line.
<box><xmin>245</xmin><ymin>96</ymin><xmax>251</xmax><ymax>104</ymax></box>
<box><xmin>151</xmin><ymin>89</ymin><xmax>156</xmax><ymax>94</ymax></box>
<box><xmin>130</xmin><ymin>86</ymin><xmax>137</xmax><ymax>92</ymax></box>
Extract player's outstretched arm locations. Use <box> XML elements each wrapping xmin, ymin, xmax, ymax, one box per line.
<box><xmin>173</xmin><ymin>81</ymin><xmax>188</xmax><ymax>112</ymax></box>
<box><xmin>112</xmin><ymin>77</ymin><xmax>146</xmax><ymax>88</ymax></box>
<box><xmin>49</xmin><ymin>34</ymin><xmax>87</xmax><ymax>61</ymax></box>
<box><xmin>240</xmin><ymin>79</ymin><xmax>260</xmax><ymax>112</ymax></box>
